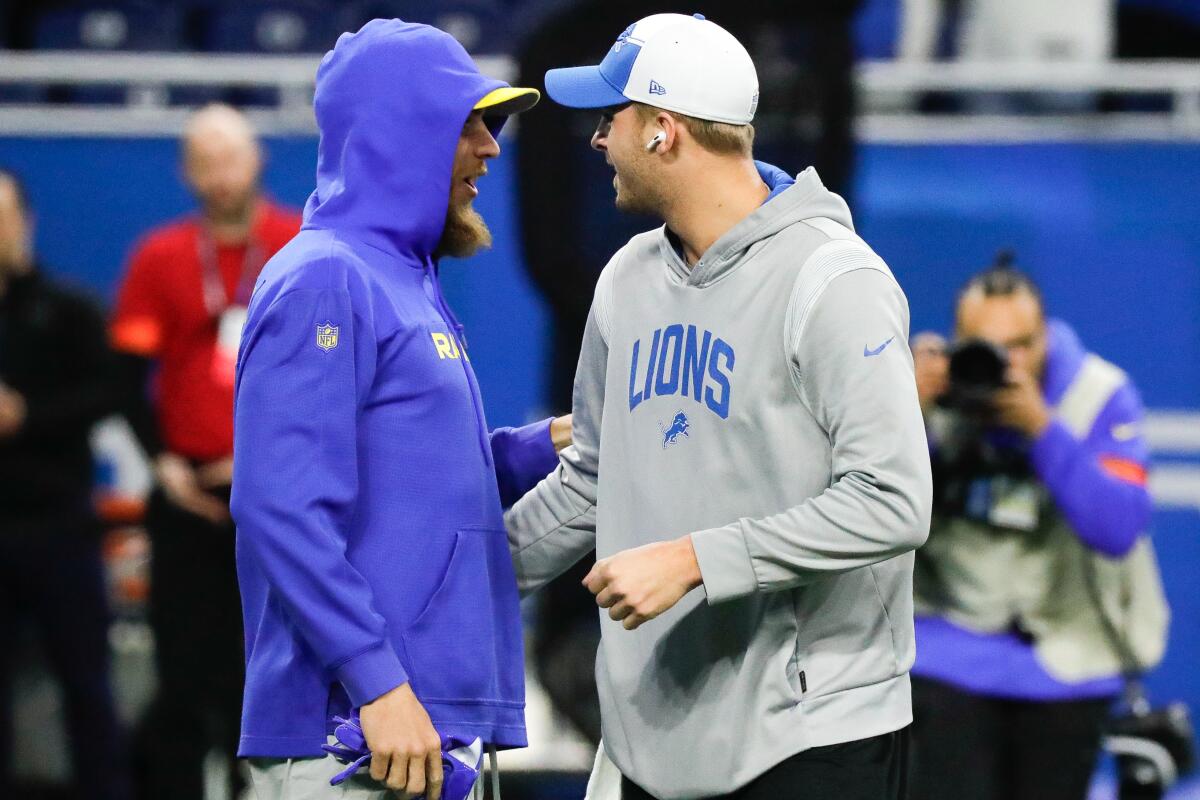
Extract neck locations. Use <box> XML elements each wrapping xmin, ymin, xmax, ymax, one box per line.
<box><xmin>661</xmin><ymin>156</ymin><xmax>767</xmax><ymax>267</ymax></box>
<box><xmin>205</xmin><ymin>199</ymin><xmax>257</xmax><ymax>245</ymax></box>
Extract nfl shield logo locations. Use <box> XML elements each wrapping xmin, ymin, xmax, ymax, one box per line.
<box><xmin>316</xmin><ymin>322</ymin><xmax>339</xmax><ymax>352</ymax></box>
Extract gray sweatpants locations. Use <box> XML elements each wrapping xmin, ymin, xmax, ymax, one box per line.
<box><xmin>247</xmin><ymin>739</ymin><xmax>488</xmax><ymax>800</ymax></box>
<box><xmin>247</xmin><ymin>753</ymin><xmax>393</xmax><ymax>799</ymax></box>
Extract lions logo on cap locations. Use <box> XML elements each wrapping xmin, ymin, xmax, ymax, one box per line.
<box><xmin>316</xmin><ymin>321</ymin><xmax>339</xmax><ymax>352</ymax></box>
<box><xmin>612</xmin><ymin>23</ymin><xmax>636</xmax><ymax>53</ymax></box>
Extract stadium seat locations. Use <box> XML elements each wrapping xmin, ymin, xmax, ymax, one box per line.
<box><xmin>32</xmin><ymin>1</ymin><xmax>185</xmax><ymax>105</ymax></box>
<box><xmin>34</xmin><ymin>0</ymin><xmax>184</xmax><ymax>51</ymax></box>
<box><xmin>0</xmin><ymin>84</ymin><xmax>45</xmax><ymax>106</ymax></box>
<box><xmin>338</xmin><ymin>0</ymin><xmax>511</xmax><ymax>55</ymax></box>
<box><xmin>199</xmin><ymin>0</ymin><xmax>339</xmax><ymax>54</ymax></box>
<box><xmin>196</xmin><ymin>0</ymin><xmax>339</xmax><ymax>106</ymax></box>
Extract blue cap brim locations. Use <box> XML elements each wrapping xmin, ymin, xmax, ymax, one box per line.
<box><xmin>544</xmin><ymin>65</ymin><xmax>629</xmax><ymax>109</ymax></box>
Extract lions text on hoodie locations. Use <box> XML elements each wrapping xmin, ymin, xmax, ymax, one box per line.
<box><xmin>506</xmin><ymin>165</ymin><xmax>933</xmax><ymax>799</ymax></box>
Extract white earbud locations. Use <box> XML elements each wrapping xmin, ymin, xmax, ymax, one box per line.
<box><xmin>645</xmin><ymin>131</ymin><xmax>667</xmax><ymax>152</ymax></box>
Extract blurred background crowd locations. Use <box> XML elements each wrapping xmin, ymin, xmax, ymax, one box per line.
<box><xmin>0</xmin><ymin>1</ymin><xmax>1198</xmax><ymax>799</ymax></box>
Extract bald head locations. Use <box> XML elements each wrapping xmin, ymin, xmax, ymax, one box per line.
<box><xmin>184</xmin><ymin>103</ymin><xmax>258</xmax><ymax>149</ymax></box>
<box><xmin>183</xmin><ymin>104</ymin><xmax>262</xmax><ymax>226</ymax></box>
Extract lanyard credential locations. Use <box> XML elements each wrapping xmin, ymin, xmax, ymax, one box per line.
<box><xmin>200</xmin><ymin>218</ymin><xmax>266</xmax><ymax>388</ymax></box>
<box><xmin>197</xmin><ymin>224</ymin><xmax>265</xmax><ymax>318</ymax></box>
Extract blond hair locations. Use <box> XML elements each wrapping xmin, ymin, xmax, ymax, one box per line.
<box><xmin>634</xmin><ymin>103</ymin><xmax>754</xmax><ymax>157</ymax></box>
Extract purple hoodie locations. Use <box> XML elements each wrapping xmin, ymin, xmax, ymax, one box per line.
<box><xmin>230</xmin><ymin>20</ymin><xmax>554</xmax><ymax>757</ymax></box>
<box><xmin>914</xmin><ymin>318</ymin><xmax>1152</xmax><ymax>700</ymax></box>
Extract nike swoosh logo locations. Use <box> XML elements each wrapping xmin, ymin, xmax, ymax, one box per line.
<box><xmin>863</xmin><ymin>337</ymin><xmax>895</xmax><ymax>357</ymax></box>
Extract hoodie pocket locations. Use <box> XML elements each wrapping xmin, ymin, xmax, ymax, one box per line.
<box><xmin>791</xmin><ymin>569</ymin><xmax>900</xmax><ymax>699</ymax></box>
<box><xmin>402</xmin><ymin>527</ymin><xmax>517</xmax><ymax>705</ymax></box>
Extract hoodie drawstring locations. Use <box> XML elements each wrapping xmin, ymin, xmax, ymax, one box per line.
<box><xmin>430</xmin><ymin>264</ymin><xmax>468</xmax><ymax>346</ymax></box>
<box><xmin>487</xmin><ymin>744</ymin><xmax>500</xmax><ymax>800</ymax></box>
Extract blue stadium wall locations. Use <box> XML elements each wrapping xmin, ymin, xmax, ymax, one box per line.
<box><xmin>1</xmin><ymin>134</ymin><xmax>1196</xmax><ymax>716</ymax></box>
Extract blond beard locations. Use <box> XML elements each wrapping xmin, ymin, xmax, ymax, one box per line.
<box><xmin>613</xmin><ymin>157</ymin><xmax>665</xmax><ymax>217</ymax></box>
<box><xmin>435</xmin><ymin>200</ymin><xmax>493</xmax><ymax>259</ymax></box>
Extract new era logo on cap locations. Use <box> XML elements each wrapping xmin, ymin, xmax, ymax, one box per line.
<box><xmin>543</xmin><ymin>13</ymin><xmax>759</xmax><ymax>126</ymax></box>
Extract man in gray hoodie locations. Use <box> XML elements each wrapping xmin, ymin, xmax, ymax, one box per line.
<box><xmin>506</xmin><ymin>13</ymin><xmax>932</xmax><ymax>800</ymax></box>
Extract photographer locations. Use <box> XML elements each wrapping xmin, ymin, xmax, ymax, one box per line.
<box><xmin>909</xmin><ymin>261</ymin><xmax>1170</xmax><ymax>800</ymax></box>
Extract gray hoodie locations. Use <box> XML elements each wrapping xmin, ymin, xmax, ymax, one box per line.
<box><xmin>505</xmin><ymin>167</ymin><xmax>932</xmax><ymax>799</ymax></box>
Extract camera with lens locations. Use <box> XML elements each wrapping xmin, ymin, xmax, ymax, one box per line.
<box><xmin>942</xmin><ymin>337</ymin><xmax>1010</xmax><ymax>418</ymax></box>
<box><xmin>929</xmin><ymin>337</ymin><xmax>1035</xmax><ymax>522</ymax></box>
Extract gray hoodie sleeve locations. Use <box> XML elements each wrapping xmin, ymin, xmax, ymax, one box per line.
<box><xmin>690</xmin><ymin>244</ymin><xmax>933</xmax><ymax>603</ymax></box>
<box><xmin>502</xmin><ymin>258</ymin><xmax>616</xmax><ymax>595</ymax></box>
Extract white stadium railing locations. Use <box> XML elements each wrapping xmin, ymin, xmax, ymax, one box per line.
<box><xmin>0</xmin><ymin>50</ymin><xmax>512</xmax><ymax>136</ymax></box>
<box><xmin>857</xmin><ymin>58</ymin><xmax>1200</xmax><ymax>141</ymax></box>
<box><xmin>1</xmin><ymin>51</ymin><xmax>1199</xmax><ymax>140</ymax></box>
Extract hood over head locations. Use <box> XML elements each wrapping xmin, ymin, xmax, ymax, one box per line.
<box><xmin>302</xmin><ymin>19</ymin><xmax>515</xmax><ymax>261</ymax></box>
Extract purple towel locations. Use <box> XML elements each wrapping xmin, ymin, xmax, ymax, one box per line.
<box><xmin>322</xmin><ymin>710</ymin><xmax>481</xmax><ymax>798</ymax></box>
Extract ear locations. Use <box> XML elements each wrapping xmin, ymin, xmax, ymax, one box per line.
<box><xmin>653</xmin><ymin>111</ymin><xmax>681</xmax><ymax>155</ymax></box>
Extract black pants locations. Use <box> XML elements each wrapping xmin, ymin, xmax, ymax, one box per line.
<box><xmin>910</xmin><ymin>677</ymin><xmax>1112</xmax><ymax>800</ymax></box>
<box><xmin>0</xmin><ymin>523</ymin><xmax>132</xmax><ymax>800</ymax></box>
<box><xmin>134</xmin><ymin>490</ymin><xmax>244</xmax><ymax>800</ymax></box>
<box><xmin>622</xmin><ymin>728</ymin><xmax>909</xmax><ymax>800</ymax></box>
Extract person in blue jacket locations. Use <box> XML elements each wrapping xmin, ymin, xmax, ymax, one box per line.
<box><xmin>229</xmin><ymin>19</ymin><xmax>564</xmax><ymax>800</ymax></box>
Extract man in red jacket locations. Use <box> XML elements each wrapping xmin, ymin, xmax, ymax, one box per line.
<box><xmin>110</xmin><ymin>104</ymin><xmax>301</xmax><ymax>800</ymax></box>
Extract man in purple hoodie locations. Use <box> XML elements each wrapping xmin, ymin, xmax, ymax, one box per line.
<box><xmin>230</xmin><ymin>20</ymin><xmax>563</xmax><ymax>800</ymax></box>
<box><xmin>910</xmin><ymin>261</ymin><xmax>1168</xmax><ymax>800</ymax></box>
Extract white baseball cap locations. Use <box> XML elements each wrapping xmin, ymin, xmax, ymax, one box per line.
<box><xmin>544</xmin><ymin>13</ymin><xmax>759</xmax><ymax>125</ymax></box>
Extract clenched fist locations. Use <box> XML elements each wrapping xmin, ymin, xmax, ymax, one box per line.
<box><xmin>583</xmin><ymin>536</ymin><xmax>703</xmax><ymax>630</ymax></box>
